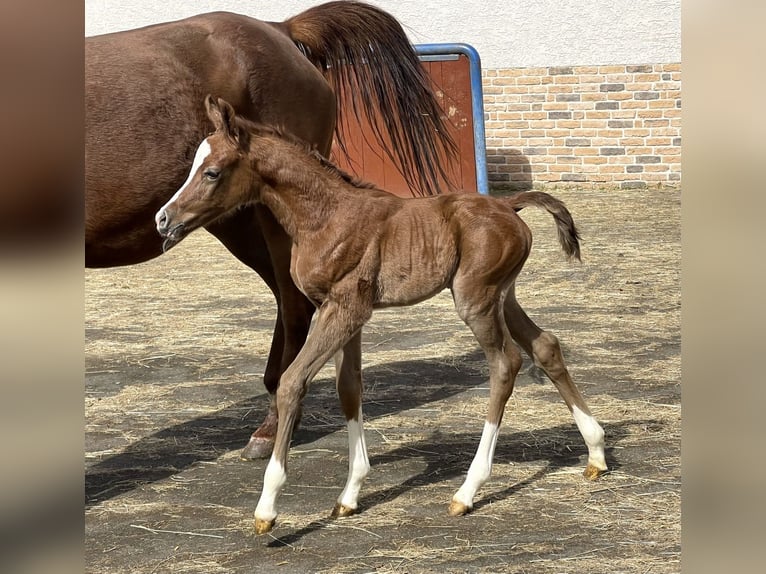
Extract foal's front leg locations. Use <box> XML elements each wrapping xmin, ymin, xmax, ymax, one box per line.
<box><xmin>208</xmin><ymin>207</ymin><xmax>315</xmax><ymax>460</ymax></box>
<box><xmin>253</xmin><ymin>300</ymin><xmax>371</xmax><ymax>534</ymax></box>
<box><xmin>240</xmin><ymin>210</ymin><xmax>315</xmax><ymax>460</ymax></box>
<box><xmin>241</xmin><ymin>295</ymin><xmax>314</xmax><ymax>460</ymax></box>
<box><xmin>331</xmin><ymin>330</ymin><xmax>370</xmax><ymax>518</ymax></box>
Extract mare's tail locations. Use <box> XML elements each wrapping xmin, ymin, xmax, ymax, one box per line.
<box><xmin>506</xmin><ymin>192</ymin><xmax>581</xmax><ymax>261</ymax></box>
<box><xmin>282</xmin><ymin>1</ymin><xmax>458</xmax><ymax>196</ymax></box>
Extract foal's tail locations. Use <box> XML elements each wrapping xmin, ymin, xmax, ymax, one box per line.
<box><xmin>506</xmin><ymin>192</ymin><xmax>581</xmax><ymax>261</ymax></box>
<box><xmin>281</xmin><ymin>1</ymin><xmax>458</xmax><ymax>196</ymax></box>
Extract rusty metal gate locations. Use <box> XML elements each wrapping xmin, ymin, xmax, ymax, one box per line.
<box><xmin>332</xmin><ymin>43</ymin><xmax>488</xmax><ymax>197</ymax></box>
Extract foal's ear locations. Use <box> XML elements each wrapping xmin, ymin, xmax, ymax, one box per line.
<box><xmin>204</xmin><ymin>95</ymin><xmax>241</xmax><ymax>145</ymax></box>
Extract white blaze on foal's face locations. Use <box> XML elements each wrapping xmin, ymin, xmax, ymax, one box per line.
<box><xmin>155</xmin><ymin>138</ymin><xmax>213</xmax><ymax>224</ymax></box>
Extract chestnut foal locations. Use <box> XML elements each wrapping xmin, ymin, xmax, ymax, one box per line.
<box><xmin>156</xmin><ymin>96</ymin><xmax>607</xmax><ymax>534</ymax></box>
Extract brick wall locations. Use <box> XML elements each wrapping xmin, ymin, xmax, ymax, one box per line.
<box><xmin>482</xmin><ymin>64</ymin><xmax>681</xmax><ymax>190</ymax></box>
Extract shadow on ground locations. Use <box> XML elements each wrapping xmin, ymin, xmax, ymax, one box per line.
<box><xmin>86</xmin><ymin>348</ymin><xmax>634</xmax><ymax>511</ymax></box>
<box><xmin>264</xmin><ymin>417</ymin><xmax>641</xmax><ymax>547</ymax></box>
<box><xmin>86</xmin><ymin>351</ymin><xmax>485</xmax><ymax>504</ymax></box>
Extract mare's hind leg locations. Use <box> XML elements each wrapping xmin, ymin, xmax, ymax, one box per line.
<box><xmin>449</xmin><ymin>285</ymin><xmax>523</xmax><ymax>516</ymax></box>
<box><xmin>503</xmin><ymin>285</ymin><xmax>607</xmax><ymax>479</ymax></box>
<box><xmin>206</xmin><ymin>206</ymin><xmax>315</xmax><ymax>459</ymax></box>
<box><xmin>331</xmin><ymin>330</ymin><xmax>370</xmax><ymax>518</ymax></box>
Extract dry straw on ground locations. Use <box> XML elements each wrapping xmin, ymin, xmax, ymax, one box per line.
<box><xmin>86</xmin><ymin>188</ymin><xmax>680</xmax><ymax>573</ymax></box>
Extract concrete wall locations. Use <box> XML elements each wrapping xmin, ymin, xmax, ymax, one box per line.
<box><xmin>86</xmin><ymin>0</ymin><xmax>681</xmax><ymax>189</ymax></box>
<box><xmin>85</xmin><ymin>0</ymin><xmax>680</xmax><ymax>69</ymax></box>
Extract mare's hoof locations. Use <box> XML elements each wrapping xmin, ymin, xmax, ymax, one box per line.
<box><xmin>448</xmin><ymin>500</ymin><xmax>472</xmax><ymax>516</ymax></box>
<box><xmin>331</xmin><ymin>503</ymin><xmax>356</xmax><ymax>518</ymax></box>
<box><xmin>254</xmin><ymin>517</ymin><xmax>275</xmax><ymax>535</ymax></box>
<box><xmin>241</xmin><ymin>404</ymin><xmax>302</xmax><ymax>460</ymax></box>
<box><xmin>583</xmin><ymin>463</ymin><xmax>607</xmax><ymax>481</ymax></box>
<box><xmin>241</xmin><ymin>436</ymin><xmax>275</xmax><ymax>460</ymax></box>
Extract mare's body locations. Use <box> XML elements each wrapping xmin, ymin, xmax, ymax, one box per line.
<box><xmin>85</xmin><ymin>2</ymin><xmax>456</xmax><ymax>458</ymax></box>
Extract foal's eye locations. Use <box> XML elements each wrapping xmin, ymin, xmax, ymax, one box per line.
<box><xmin>203</xmin><ymin>168</ymin><xmax>221</xmax><ymax>181</ymax></box>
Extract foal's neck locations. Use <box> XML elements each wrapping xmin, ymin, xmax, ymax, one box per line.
<box><xmin>249</xmin><ymin>134</ymin><xmax>356</xmax><ymax>241</ymax></box>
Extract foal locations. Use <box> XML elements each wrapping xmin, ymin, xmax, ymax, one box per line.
<box><xmin>156</xmin><ymin>96</ymin><xmax>608</xmax><ymax>534</ymax></box>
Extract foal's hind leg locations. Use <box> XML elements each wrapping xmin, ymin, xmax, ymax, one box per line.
<box><xmin>503</xmin><ymin>285</ymin><xmax>607</xmax><ymax>479</ymax></box>
<box><xmin>449</xmin><ymin>287</ymin><xmax>523</xmax><ymax>516</ymax></box>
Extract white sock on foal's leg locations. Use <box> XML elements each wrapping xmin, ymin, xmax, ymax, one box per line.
<box><xmin>571</xmin><ymin>405</ymin><xmax>608</xmax><ymax>479</ymax></box>
<box><xmin>450</xmin><ymin>421</ymin><xmax>499</xmax><ymax>515</ymax></box>
<box><xmin>333</xmin><ymin>408</ymin><xmax>370</xmax><ymax>517</ymax></box>
<box><xmin>254</xmin><ymin>455</ymin><xmax>287</xmax><ymax>533</ymax></box>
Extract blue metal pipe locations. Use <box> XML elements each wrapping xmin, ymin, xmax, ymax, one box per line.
<box><xmin>415</xmin><ymin>43</ymin><xmax>489</xmax><ymax>195</ymax></box>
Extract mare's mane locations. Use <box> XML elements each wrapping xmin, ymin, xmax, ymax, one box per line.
<box><xmin>232</xmin><ymin>115</ymin><xmax>379</xmax><ymax>191</ymax></box>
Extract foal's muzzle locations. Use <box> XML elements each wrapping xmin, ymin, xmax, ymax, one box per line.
<box><xmin>155</xmin><ymin>209</ymin><xmax>186</xmax><ymax>252</ymax></box>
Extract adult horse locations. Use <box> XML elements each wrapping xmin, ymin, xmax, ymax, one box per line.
<box><xmin>85</xmin><ymin>1</ymin><xmax>456</xmax><ymax>459</ymax></box>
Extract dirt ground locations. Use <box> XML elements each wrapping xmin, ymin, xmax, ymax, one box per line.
<box><xmin>85</xmin><ymin>188</ymin><xmax>681</xmax><ymax>573</ymax></box>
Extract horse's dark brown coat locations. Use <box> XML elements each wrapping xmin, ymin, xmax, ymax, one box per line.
<box><xmin>85</xmin><ymin>2</ymin><xmax>457</xmax><ymax>458</ymax></box>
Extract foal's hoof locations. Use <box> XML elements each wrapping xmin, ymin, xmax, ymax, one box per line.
<box><xmin>240</xmin><ymin>436</ymin><xmax>275</xmax><ymax>460</ymax></box>
<box><xmin>331</xmin><ymin>503</ymin><xmax>356</xmax><ymax>518</ymax></box>
<box><xmin>254</xmin><ymin>517</ymin><xmax>275</xmax><ymax>535</ymax></box>
<box><xmin>448</xmin><ymin>500</ymin><xmax>472</xmax><ymax>516</ymax></box>
<box><xmin>583</xmin><ymin>463</ymin><xmax>607</xmax><ymax>481</ymax></box>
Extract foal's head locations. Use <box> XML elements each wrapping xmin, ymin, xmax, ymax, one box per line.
<box><xmin>155</xmin><ymin>96</ymin><xmax>262</xmax><ymax>251</ymax></box>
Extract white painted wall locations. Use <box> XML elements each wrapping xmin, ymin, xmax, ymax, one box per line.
<box><xmin>85</xmin><ymin>0</ymin><xmax>680</xmax><ymax>69</ymax></box>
